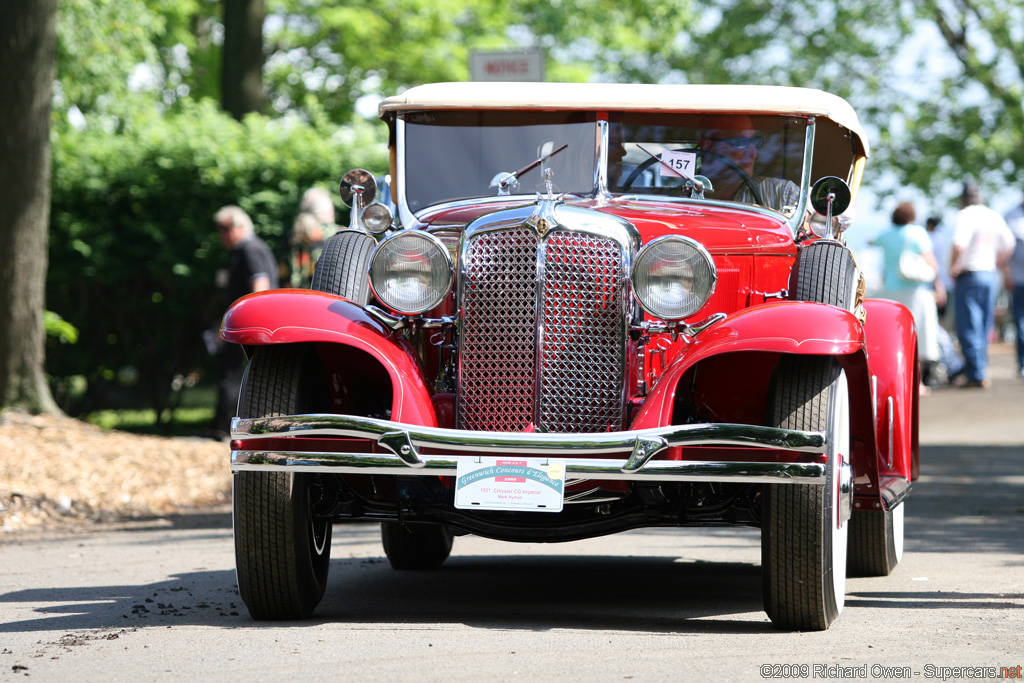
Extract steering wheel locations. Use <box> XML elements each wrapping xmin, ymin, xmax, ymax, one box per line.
<box><xmin>619</xmin><ymin>148</ymin><xmax>764</xmax><ymax>206</ymax></box>
<box><xmin>697</xmin><ymin>149</ymin><xmax>764</xmax><ymax>206</ymax></box>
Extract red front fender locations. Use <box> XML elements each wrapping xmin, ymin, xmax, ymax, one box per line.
<box><xmin>632</xmin><ymin>301</ymin><xmax>865</xmax><ymax>428</ymax></box>
<box><xmin>862</xmin><ymin>298</ymin><xmax>919</xmax><ymax>483</ymax></box>
<box><xmin>221</xmin><ymin>290</ymin><xmax>437</xmax><ymax>426</ymax></box>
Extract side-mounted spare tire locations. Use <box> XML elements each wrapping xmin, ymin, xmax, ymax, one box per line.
<box><xmin>790</xmin><ymin>240</ymin><xmax>860</xmax><ymax>312</ymax></box>
<box><xmin>310</xmin><ymin>230</ymin><xmax>375</xmax><ymax>304</ymax></box>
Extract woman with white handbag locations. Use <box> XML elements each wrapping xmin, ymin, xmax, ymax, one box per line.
<box><xmin>871</xmin><ymin>201</ymin><xmax>943</xmax><ymax>392</ymax></box>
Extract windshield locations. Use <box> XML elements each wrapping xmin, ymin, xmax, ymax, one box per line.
<box><xmin>399</xmin><ymin>110</ymin><xmax>809</xmax><ymax>217</ymax></box>
<box><xmin>402</xmin><ymin>111</ymin><xmax>599</xmax><ymax>212</ymax></box>
<box><xmin>609</xmin><ymin>113</ymin><xmax>809</xmax><ymax>215</ymax></box>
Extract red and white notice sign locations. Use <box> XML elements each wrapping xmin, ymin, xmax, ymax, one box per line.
<box><xmin>470</xmin><ymin>50</ymin><xmax>545</xmax><ymax>82</ymax></box>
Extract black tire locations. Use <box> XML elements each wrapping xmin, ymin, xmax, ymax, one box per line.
<box><xmin>762</xmin><ymin>355</ymin><xmax>850</xmax><ymax>631</ymax></box>
<box><xmin>381</xmin><ymin>522</ymin><xmax>454</xmax><ymax>570</ymax></box>
<box><xmin>233</xmin><ymin>345</ymin><xmax>332</xmax><ymax>620</ymax></box>
<box><xmin>791</xmin><ymin>241</ymin><xmax>859</xmax><ymax>312</ymax></box>
<box><xmin>310</xmin><ymin>230</ymin><xmax>375</xmax><ymax>304</ymax></box>
<box><xmin>848</xmin><ymin>504</ymin><xmax>904</xmax><ymax>577</ymax></box>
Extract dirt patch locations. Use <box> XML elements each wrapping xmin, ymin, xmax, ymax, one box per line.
<box><xmin>0</xmin><ymin>409</ymin><xmax>231</xmax><ymax>534</ymax></box>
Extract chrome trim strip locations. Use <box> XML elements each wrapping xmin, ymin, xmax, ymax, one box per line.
<box><xmin>395</xmin><ymin>119</ymin><xmax>418</xmax><ymax>229</ymax></box>
<box><xmin>791</xmin><ymin>118</ymin><xmax>815</xmax><ymax>234</ymax></box>
<box><xmin>597</xmin><ymin>119</ymin><xmax>611</xmax><ymax>195</ymax></box>
<box><xmin>886</xmin><ymin>395</ymin><xmax>894</xmax><ymax>467</ymax></box>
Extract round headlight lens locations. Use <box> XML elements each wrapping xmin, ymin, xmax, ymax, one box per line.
<box><xmin>632</xmin><ymin>236</ymin><xmax>717</xmax><ymax>320</ymax></box>
<box><xmin>361</xmin><ymin>202</ymin><xmax>393</xmax><ymax>234</ymax></box>
<box><xmin>369</xmin><ymin>231</ymin><xmax>453</xmax><ymax>314</ymax></box>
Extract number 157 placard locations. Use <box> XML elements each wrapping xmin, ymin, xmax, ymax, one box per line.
<box><xmin>659</xmin><ymin>150</ymin><xmax>696</xmax><ymax>179</ymax></box>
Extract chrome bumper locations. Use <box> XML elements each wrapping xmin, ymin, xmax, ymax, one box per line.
<box><xmin>230</xmin><ymin>414</ymin><xmax>829</xmax><ymax>485</ymax></box>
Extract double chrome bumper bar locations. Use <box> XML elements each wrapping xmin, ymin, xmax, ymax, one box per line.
<box><xmin>230</xmin><ymin>414</ymin><xmax>829</xmax><ymax>485</ymax></box>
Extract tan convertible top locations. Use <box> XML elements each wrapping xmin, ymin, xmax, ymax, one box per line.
<box><xmin>380</xmin><ymin>82</ymin><xmax>869</xmax><ymax>156</ymax></box>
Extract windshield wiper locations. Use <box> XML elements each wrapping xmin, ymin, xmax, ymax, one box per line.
<box><xmin>491</xmin><ymin>143</ymin><xmax>569</xmax><ymax>195</ymax></box>
<box><xmin>634</xmin><ymin>143</ymin><xmax>714</xmax><ymax>199</ymax></box>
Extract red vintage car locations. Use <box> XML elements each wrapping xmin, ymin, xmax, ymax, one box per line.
<box><xmin>222</xmin><ymin>83</ymin><xmax>917</xmax><ymax>630</ymax></box>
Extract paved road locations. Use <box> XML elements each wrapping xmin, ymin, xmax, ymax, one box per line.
<box><xmin>2</xmin><ymin>349</ymin><xmax>1022</xmax><ymax>682</ymax></box>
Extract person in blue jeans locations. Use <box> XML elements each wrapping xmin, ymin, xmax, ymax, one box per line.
<box><xmin>950</xmin><ymin>181</ymin><xmax>1016</xmax><ymax>388</ymax></box>
<box><xmin>1004</xmin><ymin>195</ymin><xmax>1024</xmax><ymax>379</ymax></box>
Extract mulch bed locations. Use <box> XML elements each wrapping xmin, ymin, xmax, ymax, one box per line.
<box><xmin>0</xmin><ymin>408</ymin><xmax>231</xmax><ymax>534</ymax></box>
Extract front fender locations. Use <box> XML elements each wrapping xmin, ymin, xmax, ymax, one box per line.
<box><xmin>632</xmin><ymin>301</ymin><xmax>865</xmax><ymax>428</ymax></box>
<box><xmin>862</xmin><ymin>298</ymin><xmax>919</xmax><ymax>485</ymax></box>
<box><xmin>221</xmin><ymin>290</ymin><xmax>437</xmax><ymax>426</ymax></box>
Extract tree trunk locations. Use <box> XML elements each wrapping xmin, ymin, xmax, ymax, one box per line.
<box><xmin>221</xmin><ymin>0</ymin><xmax>266</xmax><ymax>120</ymax></box>
<box><xmin>0</xmin><ymin>0</ymin><xmax>61</xmax><ymax>414</ymax></box>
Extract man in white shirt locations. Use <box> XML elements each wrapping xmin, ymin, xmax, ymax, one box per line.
<box><xmin>1004</xmin><ymin>195</ymin><xmax>1024</xmax><ymax>379</ymax></box>
<box><xmin>950</xmin><ymin>180</ymin><xmax>1016</xmax><ymax>387</ymax></box>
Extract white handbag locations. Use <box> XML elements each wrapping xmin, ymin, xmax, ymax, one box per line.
<box><xmin>899</xmin><ymin>250</ymin><xmax>936</xmax><ymax>284</ymax></box>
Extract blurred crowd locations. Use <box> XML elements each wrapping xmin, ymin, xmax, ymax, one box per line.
<box><xmin>867</xmin><ymin>180</ymin><xmax>1024</xmax><ymax>394</ymax></box>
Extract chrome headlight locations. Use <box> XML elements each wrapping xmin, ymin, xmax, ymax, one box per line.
<box><xmin>369</xmin><ymin>231</ymin><xmax>453</xmax><ymax>314</ymax></box>
<box><xmin>361</xmin><ymin>202</ymin><xmax>393</xmax><ymax>234</ymax></box>
<box><xmin>631</xmin><ymin>236</ymin><xmax>716</xmax><ymax>320</ymax></box>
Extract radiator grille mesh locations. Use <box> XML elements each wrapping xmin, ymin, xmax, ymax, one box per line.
<box><xmin>458</xmin><ymin>227</ymin><xmax>625</xmax><ymax>433</ymax></box>
<box><xmin>459</xmin><ymin>228</ymin><xmax>538</xmax><ymax>431</ymax></box>
<box><xmin>539</xmin><ymin>232</ymin><xmax>625</xmax><ymax>432</ymax></box>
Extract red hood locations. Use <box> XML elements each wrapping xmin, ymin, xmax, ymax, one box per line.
<box><xmin>416</xmin><ymin>197</ymin><xmax>794</xmax><ymax>254</ymax></box>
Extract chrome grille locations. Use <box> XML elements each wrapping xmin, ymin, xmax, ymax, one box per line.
<box><xmin>458</xmin><ymin>228</ymin><xmax>538</xmax><ymax>431</ymax></box>
<box><xmin>458</xmin><ymin>224</ymin><xmax>627</xmax><ymax>433</ymax></box>
<box><xmin>540</xmin><ymin>232</ymin><xmax>625</xmax><ymax>432</ymax></box>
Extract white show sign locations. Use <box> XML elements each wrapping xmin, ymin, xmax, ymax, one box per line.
<box><xmin>455</xmin><ymin>457</ymin><xmax>566</xmax><ymax>512</ymax></box>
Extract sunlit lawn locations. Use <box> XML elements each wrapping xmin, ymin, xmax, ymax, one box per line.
<box><xmin>85</xmin><ymin>386</ymin><xmax>216</xmax><ymax>437</ymax></box>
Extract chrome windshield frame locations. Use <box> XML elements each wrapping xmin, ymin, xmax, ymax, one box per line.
<box><xmin>396</xmin><ymin>113</ymin><xmax>816</xmax><ymax>234</ymax></box>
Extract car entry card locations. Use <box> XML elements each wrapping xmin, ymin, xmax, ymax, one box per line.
<box><xmin>455</xmin><ymin>457</ymin><xmax>566</xmax><ymax>513</ymax></box>
<box><xmin>659</xmin><ymin>150</ymin><xmax>697</xmax><ymax>179</ymax></box>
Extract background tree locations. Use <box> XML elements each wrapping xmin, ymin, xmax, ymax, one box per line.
<box><xmin>884</xmin><ymin>0</ymin><xmax>1024</xmax><ymax>199</ymax></box>
<box><xmin>222</xmin><ymin>0</ymin><xmax>266</xmax><ymax>119</ymax></box>
<box><xmin>0</xmin><ymin>0</ymin><xmax>61</xmax><ymax>414</ymax></box>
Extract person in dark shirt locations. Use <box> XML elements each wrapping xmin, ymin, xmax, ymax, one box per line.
<box><xmin>209</xmin><ymin>205</ymin><xmax>279</xmax><ymax>438</ymax></box>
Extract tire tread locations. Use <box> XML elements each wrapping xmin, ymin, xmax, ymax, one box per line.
<box><xmin>234</xmin><ymin>346</ymin><xmax>330</xmax><ymax>620</ymax></box>
<box><xmin>310</xmin><ymin>231</ymin><xmax>375</xmax><ymax>303</ymax></box>
<box><xmin>763</xmin><ymin>356</ymin><xmax>842</xmax><ymax>631</ymax></box>
<box><xmin>793</xmin><ymin>241</ymin><xmax>857</xmax><ymax>311</ymax></box>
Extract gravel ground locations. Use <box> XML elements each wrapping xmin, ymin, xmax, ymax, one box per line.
<box><xmin>0</xmin><ymin>408</ymin><xmax>231</xmax><ymax>534</ymax></box>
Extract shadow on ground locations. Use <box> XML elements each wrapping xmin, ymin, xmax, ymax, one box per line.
<box><xmin>906</xmin><ymin>445</ymin><xmax>1024</xmax><ymax>557</ymax></box>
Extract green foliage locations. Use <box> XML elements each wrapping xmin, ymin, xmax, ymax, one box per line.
<box><xmin>44</xmin><ymin>311</ymin><xmax>79</xmax><ymax>344</ymax></box>
<box><xmin>263</xmin><ymin>0</ymin><xmax>519</xmax><ymax>120</ymax></box>
<box><xmin>877</xmin><ymin>0</ymin><xmax>1024</xmax><ymax>202</ymax></box>
<box><xmin>47</xmin><ymin>100</ymin><xmax>387</xmax><ymax>420</ymax></box>
<box><xmin>55</xmin><ymin>0</ymin><xmax>164</xmax><ymax>118</ymax></box>
<box><xmin>56</xmin><ymin>0</ymin><xmax>1024</xmax><ymax>200</ymax></box>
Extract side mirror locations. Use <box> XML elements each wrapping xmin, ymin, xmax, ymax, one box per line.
<box><xmin>809</xmin><ymin>176</ymin><xmax>852</xmax><ymax>239</ymax></box>
<box><xmin>339</xmin><ymin>169</ymin><xmax>377</xmax><ymax>233</ymax></box>
<box><xmin>339</xmin><ymin>169</ymin><xmax>377</xmax><ymax>207</ymax></box>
